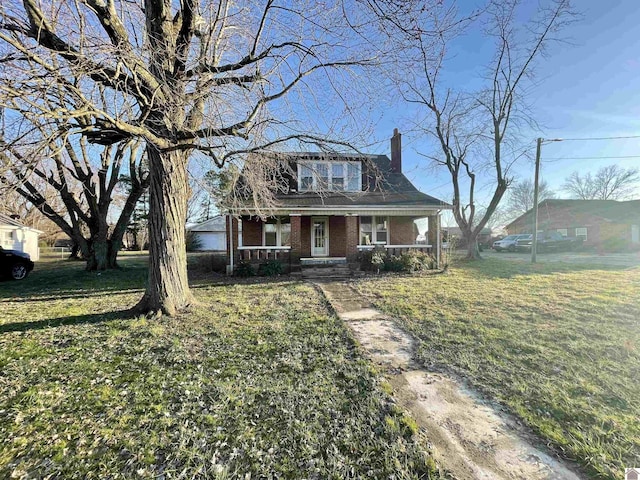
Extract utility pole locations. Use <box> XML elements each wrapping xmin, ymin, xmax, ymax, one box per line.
<box><xmin>531</xmin><ymin>137</ymin><xmax>562</xmax><ymax>264</ymax></box>
<box><xmin>531</xmin><ymin>138</ymin><xmax>542</xmax><ymax>263</ymax></box>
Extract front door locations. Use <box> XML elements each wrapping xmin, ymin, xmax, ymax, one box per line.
<box><xmin>632</xmin><ymin>225</ymin><xmax>639</xmax><ymax>244</ymax></box>
<box><xmin>311</xmin><ymin>217</ymin><xmax>329</xmax><ymax>257</ymax></box>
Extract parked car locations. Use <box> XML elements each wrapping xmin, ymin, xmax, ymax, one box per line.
<box><xmin>492</xmin><ymin>234</ymin><xmax>531</xmax><ymax>252</ymax></box>
<box><xmin>515</xmin><ymin>231</ymin><xmax>583</xmax><ymax>253</ymax></box>
<box><xmin>0</xmin><ymin>246</ymin><xmax>35</xmax><ymax>280</ymax></box>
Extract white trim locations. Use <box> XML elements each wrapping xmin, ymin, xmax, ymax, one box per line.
<box><xmin>360</xmin><ymin>215</ymin><xmax>389</xmax><ymax>245</ymax></box>
<box><xmin>262</xmin><ymin>217</ymin><xmax>291</xmax><ymax>247</ymax></box>
<box><xmin>238</xmin><ymin>246</ymin><xmax>291</xmax><ymax>251</ymax></box>
<box><xmin>384</xmin><ymin>244</ymin><xmax>432</xmax><ymax>248</ymax></box>
<box><xmin>297</xmin><ymin>160</ymin><xmax>362</xmax><ymax>192</ymax></box>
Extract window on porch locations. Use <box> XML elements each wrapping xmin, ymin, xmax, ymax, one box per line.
<box><xmin>360</xmin><ymin>216</ymin><xmax>388</xmax><ymax>245</ymax></box>
<box><xmin>264</xmin><ymin>217</ymin><xmax>291</xmax><ymax>247</ymax></box>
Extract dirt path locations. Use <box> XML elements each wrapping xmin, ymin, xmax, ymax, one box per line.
<box><xmin>316</xmin><ymin>280</ymin><xmax>583</xmax><ymax>480</ymax></box>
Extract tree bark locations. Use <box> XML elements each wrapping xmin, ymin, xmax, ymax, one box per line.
<box><xmin>465</xmin><ymin>234</ymin><xmax>481</xmax><ymax>260</ymax></box>
<box><xmin>134</xmin><ymin>146</ymin><xmax>195</xmax><ymax>315</ymax></box>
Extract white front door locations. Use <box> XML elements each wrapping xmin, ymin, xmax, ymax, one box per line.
<box><xmin>632</xmin><ymin>225</ymin><xmax>639</xmax><ymax>244</ymax></box>
<box><xmin>311</xmin><ymin>217</ymin><xmax>329</xmax><ymax>256</ymax></box>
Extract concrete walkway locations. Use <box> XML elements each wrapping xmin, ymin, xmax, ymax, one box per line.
<box><xmin>316</xmin><ymin>280</ymin><xmax>583</xmax><ymax>480</ymax></box>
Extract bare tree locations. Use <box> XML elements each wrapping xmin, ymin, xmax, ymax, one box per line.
<box><xmin>1</xmin><ymin>128</ymin><xmax>149</xmax><ymax>269</ymax></box>
<box><xmin>563</xmin><ymin>165</ymin><xmax>639</xmax><ymax>200</ymax></box>
<box><xmin>506</xmin><ymin>179</ymin><xmax>555</xmax><ymax>218</ymax></box>
<box><xmin>385</xmin><ymin>0</ymin><xmax>574</xmax><ymax>259</ymax></box>
<box><xmin>1</xmin><ymin>0</ymin><xmax>380</xmax><ymax>314</ymax></box>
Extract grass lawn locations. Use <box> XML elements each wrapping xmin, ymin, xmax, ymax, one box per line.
<box><xmin>353</xmin><ymin>258</ymin><xmax>640</xmax><ymax>479</ymax></box>
<box><xmin>0</xmin><ymin>256</ymin><xmax>438</xmax><ymax>479</ymax></box>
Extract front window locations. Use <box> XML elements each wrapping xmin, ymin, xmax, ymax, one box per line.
<box><xmin>332</xmin><ymin>163</ymin><xmax>344</xmax><ymax>191</ymax></box>
<box><xmin>298</xmin><ymin>161</ymin><xmax>361</xmax><ymax>192</ymax></box>
<box><xmin>263</xmin><ymin>217</ymin><xmax>291</xmax><ymax>247</ymax></box>
<box><xmin>2</xmin><ymin>231</ymin><xmax>14</xmax><ymax>247</ymax></box>
<box><xmin>360</xmin><ymin>216</ymin><xmax>388</xmax><ymax>245</ymax></box>
<box><xmin>300</xmin><ymin>165</ymin><xmax>313</xmax><ymax>191</ymax></box>
<box><xmin>575</xmin><ymin>227</ymin><xmax>587</xmax><ymax>241</ymax></box>
<box><xmin>556</xmin><ymin>228</ymin><xmax>568</xmax><ymax>237</ymax></box>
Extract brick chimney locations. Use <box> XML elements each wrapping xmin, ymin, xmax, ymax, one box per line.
<box><xmin>390</xmin><ymin>128</ymin><xmax>402</xmax><ymax>173</ymax></box>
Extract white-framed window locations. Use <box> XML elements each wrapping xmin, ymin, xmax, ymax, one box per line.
<box><xmin>263</xmin><ymin>217</ymin><xmax>291</xmax><ymax>247</ymax></box>
<box><xmin>297</xmin><ymin>161</ymin><xmax>361</xmax><ymax>192</ymax></box>
<box><xmin>575</xmin><ymin>227</ymin><xmax>587</xmax><ymax>241</ymax></box>
<box><xmin>2</xmin><ymin>231</ymin><xmax>14</xmax><ymax>247</ymax></box>
<box><xmin>556</xmin><ymin>228</ymin><xmax>568</xmax><ymax>237</ymax></box>
<box><xmin>359</xmin><ymin>216</ymin><xmax>389</xmax><ymax>245</ymax></box>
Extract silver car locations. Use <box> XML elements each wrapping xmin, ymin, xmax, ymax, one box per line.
<box><xmin>492</xmin><ymin>234</ymin><xmax>531</xmax><ymax>252</ymax></box>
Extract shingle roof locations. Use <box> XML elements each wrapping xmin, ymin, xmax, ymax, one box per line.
<box><xmin>237</xmin><ymin>152</ymin><xmax>449</xmax><ymax>210</ymax></box>
<box><xmin>505</xmin><ymin>199</ymin><xmax>640</xmax><ymax>229</ymax></box>
<box><xmin>0</xmin><ymin>213</ymin><xmax>27</xmax><ymax>228</ymax></box>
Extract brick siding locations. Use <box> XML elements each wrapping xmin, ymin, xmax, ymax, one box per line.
<box><xmin>241</xmin><ymin>217</ymin><xmax>262</xmax><ymax>246</ymax></box>
<box><xmin>389</xmin><ymin>216</ymin><xmax>417</xmax><ymax>245</ymax></box>
<box><xmin>507</xmin><ymin>205</ymin><xmax>638</xmax><ymax>251</ymax></box>
<box><xmin>329</xmin><ymin>216</ymin><xmax>347</xmax><ymax>257</ymax></box>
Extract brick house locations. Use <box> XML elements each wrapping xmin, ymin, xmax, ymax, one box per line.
<box><xmin>225</xmin><ymin>130</ymin><xmax>450</xmax><ymax>271</ymax></box>
<box><xmin>505</xmin><ymin>199</ymin><xmax>640</xmax><ymax>252</ymax></box>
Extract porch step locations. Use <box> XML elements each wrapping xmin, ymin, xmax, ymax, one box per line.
<box><xmin>301</xmin><ymin>265</ymin><xmax>352</xmax><ymax>279</ymax></box>
<box><xmin>300</xmin><ymin>257</ymin><xmax>347</xmax><ymax>267</ymax></box>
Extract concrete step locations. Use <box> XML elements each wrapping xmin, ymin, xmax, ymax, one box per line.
<box><xmin>301</xmin><ymin>266</ymin><xmax>352</xmax><ymax>279</ymax></box>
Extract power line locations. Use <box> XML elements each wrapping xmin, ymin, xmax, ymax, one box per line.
<box><xmin>551</xmin><ymin>135</ymin><xmax>640</xmax><ymax>141</ymax></box>
<box><xmin>544</xmin><ymin>155</ymin><xmax>640</xmax><ymax>160</ymax></box>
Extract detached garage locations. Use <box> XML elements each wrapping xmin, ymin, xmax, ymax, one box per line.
<box><xmin>188</xmin><ymin>215</ymin><xmax>242</xmax><ymax>252</ymax></box>
<box><xmin>0</xmin><ymin>213</ymin><xmax>42</xmax><ymax>261</ymax></box>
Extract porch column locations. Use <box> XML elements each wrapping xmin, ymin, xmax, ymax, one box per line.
<box><xmin>345</xmin><ymin>215</ymin><xmax>359</xmax><ymax>259</ymax></box>
<box><xmin>427</xmin><ymin>214</ymin><xmax>440</xmax><ymax>265</ymax></box>
<box><xmin>226</xmin><ymin>215</ymin><xmax>239</xmax><ymax>272</ymax></box>
<box><xmin>290</xmin><ymin>214</ymin><xmax>302</xmax><ymax>257</ymax></box>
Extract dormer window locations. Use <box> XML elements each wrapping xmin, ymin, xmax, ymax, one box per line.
<box><xmin>297</xmin><ymin>160</ymin><xmax>361</xmax><ymax>192</ymax></box>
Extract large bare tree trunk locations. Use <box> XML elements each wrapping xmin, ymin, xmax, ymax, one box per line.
<box><xmin>134</xmin><ymin>147</ymin><xmax>195</xmax><ymax>315</ymax></box>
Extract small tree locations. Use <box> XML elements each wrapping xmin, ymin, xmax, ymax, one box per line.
<box><xmin>563</xmin><ymin>165</ymin><xmax>639</xmax><ymax>200</ymax></box>
<box><xmin>506</xmin><ymin>179</ymin><xmax>555</xmax><ymax>218</ymax></box>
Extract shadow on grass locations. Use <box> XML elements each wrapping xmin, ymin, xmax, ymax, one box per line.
<box><xmin>455</xmin><ymin>256</ymin><xmax>632</xmax><ymax>279</ymax></box>
<box><xmin>0</xmin><ymin>309</ymin><xmax>132</xmax><ymax>334</ymax></box>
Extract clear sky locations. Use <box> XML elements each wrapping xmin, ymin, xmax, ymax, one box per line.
<box><xmin>369</xmin><ymin>0</ymin><xmax>640</xmax><ymax>207</ymax></box>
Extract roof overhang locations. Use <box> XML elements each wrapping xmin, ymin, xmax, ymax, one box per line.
<box><xmin>231</xmin><ymin>205</ymin><xmax>449</xmax><ymax>217</ymax></box>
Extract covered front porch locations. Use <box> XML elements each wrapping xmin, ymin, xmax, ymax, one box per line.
<box><xmin>226</xmin><ymin>209</ymin><xmax>443</xmax><ymax>272</ymax></box>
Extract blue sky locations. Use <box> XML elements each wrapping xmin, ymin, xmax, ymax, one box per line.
<box><xmin>368</xmin><ymin>0</ymin><xmax>640</xmax><ymax>206</ymax></box>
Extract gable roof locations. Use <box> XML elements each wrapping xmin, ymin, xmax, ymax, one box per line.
<box><xmin>0</xmin><ymin>213</ymin><xmax>28</xmax><ymax>228</ymax></box>
<box><xmin>270</xmin><ymin>152</ymin><xmax>449</xmax><ymax>210</ymax></box>
<box><xmin>505</xmin><ymin>199</ymin><xmax>640</xmax><ymax>230</ymax></box>
<box><xmin>187</xmin><ymin>215</ymin><xmax>227</xmax><ymax>232</ymax></box>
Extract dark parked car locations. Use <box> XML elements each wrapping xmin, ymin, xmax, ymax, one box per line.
<box><xmin>0</xmin><ymin>246</ymin><xmax>35</xmax><ymax>280</ymax></box>
<box><xmin>515</xmin><ymin>231</ymin><xmax>583</xmax><ymax>253</ymax></box>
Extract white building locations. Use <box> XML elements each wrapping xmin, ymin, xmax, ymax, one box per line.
<box><xmin>0</xmin><ymin>213</ymin><xmax>42</xmax><ymax>260</ymax></box>
<box><xmin>187</xmin><ymin>215</ymin><xmax>242</xmax><ymax>251</ymax></box>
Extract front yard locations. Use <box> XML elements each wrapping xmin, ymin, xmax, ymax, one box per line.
<box><xmin>353</xmin><ymin>259</ymin><xmax>640</xmax><ymax>479</ymax></box>
<box><xmin>0</xmin><ymin>257</ymin><xmax>437</xmax><ymax>479</ymax></box>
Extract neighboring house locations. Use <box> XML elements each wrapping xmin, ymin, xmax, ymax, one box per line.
<box><xmin>225</xmin><ymin>129</ymin><xmax>450</xmax><ymax>270</ymax></box>
<box><xmin>505</xmin><ymin>199</ymin><xmax>640</xmax><ymax>252</ymax></box>
<box><xmin>442</xmin><ymin>226</ymin><xmax>493</xmax><ymax>248</ymax></box>
<box><xmin>0</xmin><ymin>213</ymin><xmax>42</xmax><ymax>260</ymax></box>
<box><xmin>188</xmin><ymin>215</ymin><xmax>242</xmax><ymax>251</ymax></box>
